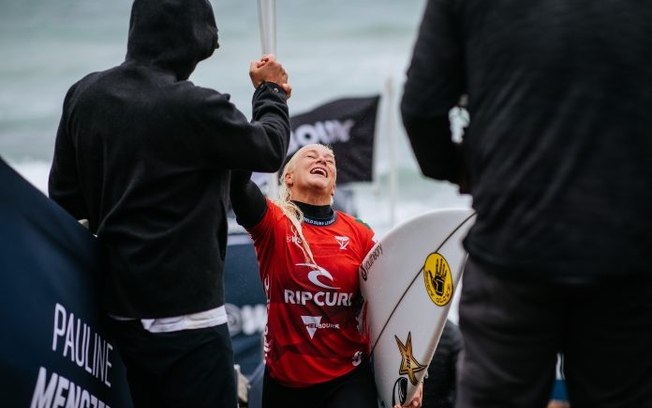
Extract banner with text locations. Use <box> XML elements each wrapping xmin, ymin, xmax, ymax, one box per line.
<box><xmin>224</xmin><ymin>233</ymin><xmax>267</xmax><ymax>376</ymax></box>
<box><xmin>254</xmin><ymin>95</ymin><xmax>380</xmax><ymax>189</ymax></box>
<box><xmin>0</xmin><ymin>159</ymin><xmax>133</xmax><ymax>407</ymax></box>
<box><xmin>289</xmin><ymin>95</ymin><xmax>380</xmax><ymax>184</ymax></box>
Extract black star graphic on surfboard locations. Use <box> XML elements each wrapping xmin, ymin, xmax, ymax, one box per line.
<box><xmin>394</xmin><ymin>332</ymin><xmax>427</xmax><ymax>385</ymax></box>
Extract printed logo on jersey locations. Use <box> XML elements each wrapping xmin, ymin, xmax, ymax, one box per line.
<box><xmin>301</xmin><ymin>315</ymin><xmax>341</xmax><ymax>339</ymax></box>
<box><xmin>352</xmin><ymin>350</ymin><xmax>363</xmax><ymax>367</ymax></box>
<box><xmin>263</xmin><ymin>275</ymin><xmax>270</xmax><ymax>297</ymax></box>
<box><xmin>298</xmin><ymin>263</ymin><xmax>340</xmax><ymax>290</ymax></box>
<box><xmin>423</xmin><ymin>252</ymin><xmax>453</xmax><ymax>306</ymax></box>
<box><xmin>286</xmin><ymin>233</ymin><xmax>302</xmax><ymax>245</ymax></box>
<box><xmin>284</xmin><ymin>263</ymin><xmax>353</xmax><ymax>307</ymax></box>
<box><xmin>394</xmin><ymin>332</ymin><xmax>426</xmax><ymax>385</ymax></box>
<box><xmin>334</xmin><ymin>235</ymin><xmax>350</xmax><ymax>250</ymax></box>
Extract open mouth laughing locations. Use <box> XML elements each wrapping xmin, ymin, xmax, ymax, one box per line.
<box><xmin>310</xmin><ymin>167</ymin><xmax>328</xmax><ymax>177</ymax></box>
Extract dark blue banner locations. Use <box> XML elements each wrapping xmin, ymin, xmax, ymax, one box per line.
<box><xmin>0</xmin><ymin>158</ymin><xmax>133</xmax><ymax>407</ymax></box>
<box><xmin>224</xmin><ymin>232</ymin><xmax>267</xmax><ymax>376</ymax></box>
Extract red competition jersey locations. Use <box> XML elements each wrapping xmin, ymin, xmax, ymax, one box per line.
<box><xmin>248</xmin><ymin>199</ymin><xmax>376</xmax><ymax>387</ymax></box>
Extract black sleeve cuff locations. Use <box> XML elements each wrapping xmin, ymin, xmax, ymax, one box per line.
<box><xmin>254</xmin><ymin>81</ymin><xmax>287</xmax><ymax>99</ymax></box>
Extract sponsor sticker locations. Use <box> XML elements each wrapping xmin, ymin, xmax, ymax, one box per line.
<box><xmin>423</xmin><ymin>252</ymin><xmax>453</xmax><ymax>306</ymax></box>
<box><xmin>359</xmin><ymin>243</ymin><xmax>383</xmax><ymax>281</ymax></box>
<box><xmin>394</xmin><ymin>332</ymin><xmax>426</xmax><ymax>385</ymax></box>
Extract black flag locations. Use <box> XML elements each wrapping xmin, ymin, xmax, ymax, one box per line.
<box><xmin>288</xmin><ymin>95</ymin><xmax>380</xmax><ymax>184</ymax></box>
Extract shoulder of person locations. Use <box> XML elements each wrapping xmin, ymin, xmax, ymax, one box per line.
<box><xmin>337</xmin><ymin>211</ymin><xmax>374</xmax><ymax>232</ymax></box>
<box><xmin>65</xmin><ymin>70</ymin><xmax>111</xmax><ymax>105</ymax></box>
<box><xmin>265</xmin><ymin>199</ymin><xmax>288</xmax><ymax>222</ymax></box>
<box><xmin>172</xmin><ymin>82</ymin><xmax>228</xmax><ymax>101</ymax></box>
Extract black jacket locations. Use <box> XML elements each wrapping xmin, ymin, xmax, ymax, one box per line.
<box><xmin>49</xmin><ymin>0</ymin><xmax>290</xmax><ymax>317</ymax></box>
<box><xmin>423</xmin><ymin>320</ymin><xmax>462</xmax><ymax>408</ymax></box>
<box><xmin>401</xmin><ymin>0</ymin><xmax>652</xmax><ymax>281</ymax></box>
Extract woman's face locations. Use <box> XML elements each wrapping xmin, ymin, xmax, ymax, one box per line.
<box><xmin>285</xmin><ymin>144</ymin><xmax>337</xmax><ymax>203</ymax></box>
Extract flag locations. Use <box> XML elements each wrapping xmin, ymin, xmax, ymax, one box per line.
<box><xmin>288</xmin><ymin>95</ymin><xmax>380</xmax><ymax>184</ymax></box>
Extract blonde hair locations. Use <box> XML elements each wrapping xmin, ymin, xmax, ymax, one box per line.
<box><xmin>273</xmin><ymin>144</ymin><xmax>335</xmax><ymax>264</ymax></box>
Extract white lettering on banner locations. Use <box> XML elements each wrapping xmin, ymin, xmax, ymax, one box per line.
<box><xmin>284</xmin><ymin>289</ymin><xmax>353</xmax><ymax>307</ymax></box>
<box><xmin>241</xmin><ymin>305</ymin><xmax>267</xmax><ymax>335</ymax></box>
<box><xmin>30</xmin><ymin>367</ymin><xmax>110</xmax><ymax>408</ymax></box>
<box><xmin>51</xmin><ymin>303</ymin><xmax>114</xmax><ymax>387</ymax></box>
<box><xmin>288</xmin><ymin>119</ymin><xmax>355</xmax><ymax>154</ymax></box>
<box><xmin>225</xmin><ymin>303</ymin><xmax>267</xmax><ymax>336</ymax></box>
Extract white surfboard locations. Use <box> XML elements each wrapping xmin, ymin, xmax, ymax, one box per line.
<box><xmin>359</xmin><ymin>208</ymin><xmax>476</xmax><ymax>407</ymax></box>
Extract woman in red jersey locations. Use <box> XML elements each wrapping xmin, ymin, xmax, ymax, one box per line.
<box><xmin>230</xmin><ymin>143</ymin><xmax>422</xmax><ymax>408</ymax></box>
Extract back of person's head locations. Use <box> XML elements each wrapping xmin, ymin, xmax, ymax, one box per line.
<box><xmin>126</xmin><ymin>0</ymin><xmax>219</xmax><ymax>80</ymax></box>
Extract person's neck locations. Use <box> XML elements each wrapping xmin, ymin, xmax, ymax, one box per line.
<box><xmin>292</xmin><ymin>201</ymin><xmax>333</xmax><ymax>220</ymax></box>
<box><xmin>289</xmin><ymin>189</ymin><xmax>332</xmax><ymax>206</ymax></box>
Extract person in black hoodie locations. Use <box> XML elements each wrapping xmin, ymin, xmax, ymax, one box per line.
<box><xmin>401</xmin><ymin>1</ymin><xmax>652</xmax><ymax>407</ymax></box>
<box><xmin>48</xmin><ymin>0</ymin><xmax>291</xmax><ymax>406</ymax></box>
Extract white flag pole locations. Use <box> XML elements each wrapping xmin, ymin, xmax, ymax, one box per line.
<box><xmin>257</xmin><ymin>0</ymin><xmax>279</xmax><ymax>198</ymax></box>
<box><xmin>385</xmin><ymin>77</ymin><xmax>398</xmax><ymax>228</ymax></box>
<box><xmin>258</xmin><ymin>0</ymin><xmax>277</xmax><ymax>55</ymax></box>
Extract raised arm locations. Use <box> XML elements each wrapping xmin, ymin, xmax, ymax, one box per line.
<box><xmin>190</xmin><ymin>55</ymin><xmax>292</xmax><ymax>173</ymax></box>
<box><xmin>229</xmin><ymin>170</ymin><xmax>268</xmax><ymax>229</ymax></box>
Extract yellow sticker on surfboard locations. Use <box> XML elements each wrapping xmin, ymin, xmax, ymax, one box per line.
<box><xmin>423</xmin><ymin>253</ymin><xmax>453</xmax><ymax>306</ymax></box>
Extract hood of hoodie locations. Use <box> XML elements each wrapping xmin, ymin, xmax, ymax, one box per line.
<box><xmin>125</xmin><ymin>0</ymin><xmax>219</xmax><ymax>80</ymax></box>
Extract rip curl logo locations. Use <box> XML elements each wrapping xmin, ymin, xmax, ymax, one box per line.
<box><xmin>334</xmin><ymin>235</ymin><xmax>350</xmax><ymax>250</ymax></box>
<box><xmin>301</xmin><ymin>316</ymin><xmax>340</xmax><ymax>339</ymax></box>
<box><xmin>423</xmin><ymin>253</ymin><xmax>453</xmax><ymax>306</ymax></box>
<box><xmin>297</xmin><ymin>263</ymin><xmax>340</xmax><ymax>290</ymax></box>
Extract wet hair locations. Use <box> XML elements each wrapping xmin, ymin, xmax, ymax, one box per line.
<box><xmin>273</xmin><ymin>144</ymin><xmax>335</xmax><ymax>264</ymax></box>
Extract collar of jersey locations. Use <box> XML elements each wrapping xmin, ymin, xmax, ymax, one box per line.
<box><xmin>303</xmin><ymin>213</ymin><xmax>337</xmax><ymax>226</ymax></box>
<box><xmin>293</xmin><ymin>200</ymin><xmax>337</xmax><ymax>226</ymax></box>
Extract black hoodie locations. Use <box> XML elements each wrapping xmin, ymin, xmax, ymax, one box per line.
<box><xmin>49</xmin><ymin>0</ymin><xmax>290</xmax><ymax>318</ymax></box>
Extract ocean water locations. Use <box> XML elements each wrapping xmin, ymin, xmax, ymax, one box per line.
<box><xmin>0</xmin><ymin>0</ymin><xmax>471</xmax><ymax>234</ymax></box>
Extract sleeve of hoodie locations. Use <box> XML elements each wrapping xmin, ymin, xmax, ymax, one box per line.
<box><xmin>229</xmin><ymin>169</ymin><xmax>268</xmax><ymax>229</ymax></box>
<box><xmin>191</xmin><ymin>81</ymin><xmax>290</xmax><ymax>172</ymax></box>
<box><xmin>400</xmin><ymin>0</ymin><xmax>467</xmax><ymax>190</ymax></box>
<box><xmin>48</xmin><ymin>84</ymin><xmax>88</xmax><ymax>221</ymax></box>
